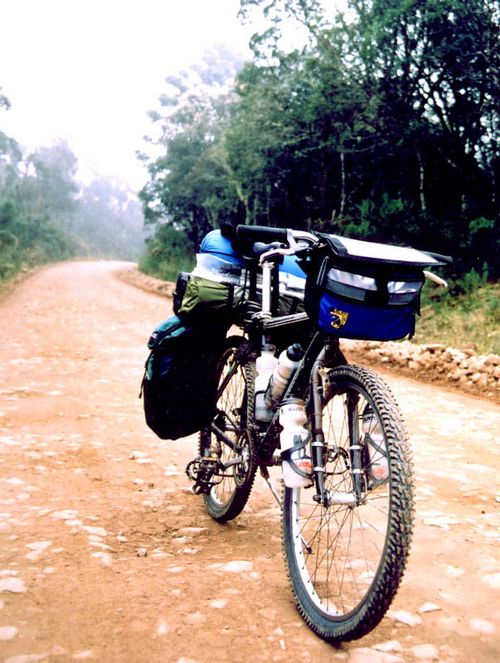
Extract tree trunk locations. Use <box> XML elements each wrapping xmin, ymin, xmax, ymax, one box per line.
<box><xmin>416</xmin><ymin>149</ymin><xmax>426</xmax><ymax>215</ymax></box>
<box><xmin>339</xmin><ymin>150</ymin><xmax>346</xmax><ymax>218</ymax></box>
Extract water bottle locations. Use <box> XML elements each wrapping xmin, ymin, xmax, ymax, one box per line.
<box><xmin>279</xmin><ymin>397</ymin><xmax>313</xmax><ymax>488</ymax></box>
<box><xmin>264</xmin><ymin>343</ymin><xmax>304</xmax><ymax>410</ymax></box>
<box><xmin>361</xmin><ymin>409</ymin><xmax>388</xmax><ymax>482</ymax></box>
<box><xmin>254</xmin><ymin>346</ymin><xmax>278</xmax><ymax>422</ymax></box>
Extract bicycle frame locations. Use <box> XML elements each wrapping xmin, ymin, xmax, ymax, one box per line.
<box><xmin>240</xmin><ymin>251</ymin><xmax>348</xmax><ymax>506</ymax></box>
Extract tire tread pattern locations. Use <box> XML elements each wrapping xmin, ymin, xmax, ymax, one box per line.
<box><xmin>282</xmin><ymin>364</ymin><xmax>415</xmax><ymax>643</ymax></box>
<box><xmin>201</xmin><ymin>337</ymin><xmax>257</xmax><ymax>522</ymax></box>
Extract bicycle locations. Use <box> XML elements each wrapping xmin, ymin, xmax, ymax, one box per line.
<box><xmin>185</xmin><ymin>224</ymin><xmax>448</xmax><ymax>643</ymax></box>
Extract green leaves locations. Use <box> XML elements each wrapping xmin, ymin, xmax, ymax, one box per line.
<box><xmin>139</xmin><ymin>1</ymin><xmax>499</xmax><ymax>279</ymax></box>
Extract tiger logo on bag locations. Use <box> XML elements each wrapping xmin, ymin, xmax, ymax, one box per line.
<box><xmin>329</xmin><ymin>308</ymin><xmax>349</xmax><ymax>329</ymax></box>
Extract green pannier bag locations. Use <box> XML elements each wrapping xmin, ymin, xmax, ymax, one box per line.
<box><xmin>178</xmin><ymin>275</ymin><xmax>235</xmax><ymax>324</ymax></box>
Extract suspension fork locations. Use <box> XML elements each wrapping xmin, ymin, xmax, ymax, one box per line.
<box><xmin>310</xmin><ymin>347</ymin><xmax>328</xmax><ymax>505</ymax></box>
<box><xmin>309</xmin><ymin>340</ymin><xmax>355</xmax><ymax>506</ymax></box>
<box><xmin>347</xmin><ymin>391</ymin><xmax>365</xmax><ymax>502</ymax></box>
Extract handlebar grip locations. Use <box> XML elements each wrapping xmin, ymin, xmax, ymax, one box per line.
<box><xmin>236</xmin><ymin>225</ymin><xmax>288</xmax><ymax>243</ymax></box>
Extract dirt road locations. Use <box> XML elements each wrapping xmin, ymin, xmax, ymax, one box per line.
<box><xmin>0</xmin><ymin>262</ymin><xmax>499</xmax><ymax>663</ymax></box>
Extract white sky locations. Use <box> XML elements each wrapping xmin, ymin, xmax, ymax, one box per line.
<box><xmin>0</xmin><ymin>0</ymin><xmax>346</xmax><ymax>192</ymax></box>
<box><xmin>0</xmin><ymin>0</ymin><xmax>253</xmax><ymax>190</ymax></box>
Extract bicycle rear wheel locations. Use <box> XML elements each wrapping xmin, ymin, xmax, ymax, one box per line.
<box><xmin>282</xmin><ymin>364</ymin><xmax>414</xmax><ymax>642</ymax></box>
<box><xmin>199</xmin><ymin>337</ymin><xmax>257</xmax><ymax>522</ymax></box>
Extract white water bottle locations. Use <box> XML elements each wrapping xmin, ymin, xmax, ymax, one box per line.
<box><xmin>265</xmin><ymin>343</ymin><xmax>304</xmax><ymax>410</ymax></box>
<box><xmin>279</xmin><ymin>398</ymin><xmax>313</xmax><ymax>488</ymax></box>
<box><xmin>254</xmin><ymin>346</ymin><xmax>278</xmax><ymax>422</ymax></box>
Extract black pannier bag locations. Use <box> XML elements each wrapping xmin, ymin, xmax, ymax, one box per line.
<box><xmin>141</xmin><ymin>316</ymin><xmax>226</xmax><ymax>440</ymax></box>
<box><xmin>304</xmin><ymin>235</ymin><xmax>447</xmax><ymax>342</ymax></box>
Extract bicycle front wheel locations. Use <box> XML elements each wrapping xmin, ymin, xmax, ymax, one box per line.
<box><xmin>199</xmin><ymin>337</ymin><xmax>257</xmax><ymax>522</ymax></box>
<box><xmin>282</xmin><ymin>364</ymin><xmax>414</xmax><ymax>643</ymax></box>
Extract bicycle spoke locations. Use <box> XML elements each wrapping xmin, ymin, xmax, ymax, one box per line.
<box><xmin>283</xmin><ymin>365</ymin><xmax>414</xmax><ymax>642</ymax></box>
<box><xmin>199</xmin><ymin>339</ymin><xmax>257</xmax><ymax>522</ymax></box>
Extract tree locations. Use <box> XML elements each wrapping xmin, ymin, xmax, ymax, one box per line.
<box><xmin>239</xmin><ymin>0</ymin><xmax>329</xmax><ymax>58</ymax></box>
<box><xmin>139</xmin><ymin>2</ymin><xmax>498</xmax><ymax>278</ymax></box>
<box><xmin>22</xmin><ymin>139</ymin><xmax>79</xmax><ymax>225</ymax></box>
<box><xmin>0</xmin><ymin>131</ymin><xmax>22</xmax><ymax>189</ymax></box>
<box><xmin>0</xmin><ymin>129</ymin><xmax>145</xmax><ymax>279</ymax></box>
<box><xmin>140</xmin><ymin>47</ymin><xmax>246</xmax><ymax>253</ymax></box>
<box><xmin>0</xmin><ymin>86</ymin><xmax>10</xmax><ymax>111</ymax></box>
<box><xmin>227</xmin><ymin>2</ymin><xmax>375</xmax><ymax>231</ymax></box>
<box><xmin>345</xmin><ymin>0</ymin><xmax>499</xmax><ymax>263</ymax></box>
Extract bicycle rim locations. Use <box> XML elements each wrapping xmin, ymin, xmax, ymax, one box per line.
<box><xmin>282</xmin><ymin>364</ymin><xmax>414</xmax><ymax>642</ymax></box>
<box><xmin>200</xmin><ymin>338</ymin><xmax>256</xmax><ymax>522</ymax></box>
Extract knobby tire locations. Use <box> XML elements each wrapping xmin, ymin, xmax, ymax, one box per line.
<box><xmin>282</xmin><ymin>364</ymin><xmax>414</xmax><ymax>642</ymax></box>
<box><xmin>199</xmin><ymin>336</ymin><xmax>257</xmax><ymax>522</ymax></box>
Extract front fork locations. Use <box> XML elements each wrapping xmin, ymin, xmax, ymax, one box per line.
<box><xmin>310</xmin><ymin>347</ymin><xmax>364</xmax><ymax>507</ymax></box>
<box><xmin>347</xmin><ymin>391</ymin><xmax>365</xmax><ymax>502</ymax></box>
<box><xmin>310</xmin><ymin>348</ymin><xmax>327</xmax><ymax>504</ymax></box>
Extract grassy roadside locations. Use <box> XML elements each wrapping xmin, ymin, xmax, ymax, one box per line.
<box><xmin>413</xmin><ymin>282</ymin><xmax>499</xmax><ymax>355</ymax></box>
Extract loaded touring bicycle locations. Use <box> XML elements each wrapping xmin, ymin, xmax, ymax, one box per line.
<box><xmin>142</xmin><ymin>224</ymin><xmax>450</xmax><ymax>643</ymax></box>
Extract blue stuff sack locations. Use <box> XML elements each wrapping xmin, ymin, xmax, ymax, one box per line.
<box><xmin>141</xmin><ymin>316</ymin><xmax>225</xmax><ymax>440</ymax></box>
<box><xmin>200</xmin><ymin>229</ymin><xmax>307</xmax><ymax>303</ymax></box>
<box><xmin>200</xmin><ymin>229</ymin><xmax>245</xmax><ymax>266</ymax></box>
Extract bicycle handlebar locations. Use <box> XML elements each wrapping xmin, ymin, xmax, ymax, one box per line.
<box><xmin>236</xmin><ymin>225</ymin><xmax>289</xmax><ymax>243</ymax></box>
<box><xmin>236</xmin><ymin>225</ymin><xmax>319</xmax><ymax>256</ymax></box>
<box><xmin>235</xmin><ymin>225</ymin><xmax>320</xmax><ymax>264</ymax></box>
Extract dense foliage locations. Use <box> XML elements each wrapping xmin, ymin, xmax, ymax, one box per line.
<box><xmin>140</xmin><ymin>1</ymin><xmax>499</xmax><ymax>280</ymax></box>
<box><xmin>0</xmin><ymin>94</ymin><xmax>145</xmax><ymax>283</ymax></box>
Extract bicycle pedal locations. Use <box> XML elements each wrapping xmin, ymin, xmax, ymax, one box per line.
<box><xmin>191</xmin><ymin>473</ymin><xmax>215</xmax><ymax>495</ymax></box>
<box><xmin>185</xmin><ymin>456</ymin><xmax>218</xmax><ymax>494</ymax></box>
<box><xmin>189</xmin><ymin>482</ymin><xmax>207</xmax><ymax>495</ymax></box>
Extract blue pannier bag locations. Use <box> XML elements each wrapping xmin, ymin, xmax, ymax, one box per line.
<box><xmin>141</xmin><ymin>316</ymin><xmax>225</xmax><ymax>440</ymax></box>
<box><xmin>304</xmin><ymin>235</ymin><xmax>446</xmax><ymax>341</ymax></box>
